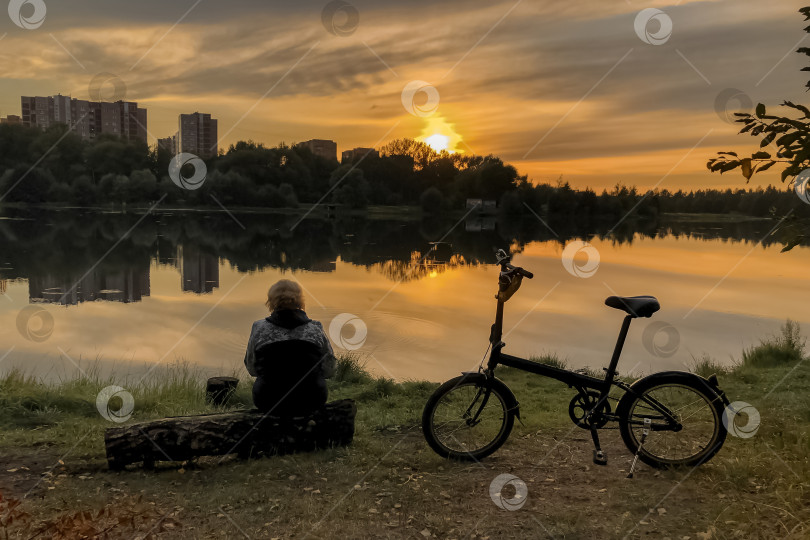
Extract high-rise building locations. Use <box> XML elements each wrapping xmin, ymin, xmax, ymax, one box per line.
<box><xmin>158</xmin><ymin>133</ymin><xmax>178</xmax><ymax>155</ymax></box>
<box><xmin>341</xmin><ymin>147</ymin><xmax>378</xmax><ymax>163</ymax></box>
<box><xmin>178</xmin><ymin>113</ymin><xmax>218</xmax><ymax>159</ymax></box>
<box><xmin>20</xmin><ymin>95</ymin><xmax>147</xmax><ymax>142</ymax></box>
<box><xmin>299</xmin><ymin>139</ymin><xmax>337</xmax><ymax>161</ymax></box>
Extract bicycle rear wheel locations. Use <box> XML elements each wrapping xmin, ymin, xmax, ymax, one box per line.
<box><xmin>422</xmin><ymin>375</ymin><xmax>514</xmax><ymax>461</ymax></box>
<box><xmin>618</xmin><ymin>373</ymin><xmax>726</xmax><ymax>468</ymax></box>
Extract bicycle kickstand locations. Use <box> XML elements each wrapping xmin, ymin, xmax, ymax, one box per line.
<box><xmin>590</xmin><ymin>428</ymin><xmax>607</xmax><ymax>466</ymax></box>
<box><xmin>627</xmin><ymin>418</ymin><xmax>651</xmax><ymax>479</ymax></box>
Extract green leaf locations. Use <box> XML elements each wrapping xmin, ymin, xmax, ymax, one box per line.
<box><xmin>756</xmin><ymin>103</ymin><xmax>767</xmax><ymax>118</ymax></box>
<box><xmin>751</xmin><ymin>151</ymin><xmax>771</xmax><ymax>159</ymax></box>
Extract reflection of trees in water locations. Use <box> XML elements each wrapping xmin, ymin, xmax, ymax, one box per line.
<box><xmin>0</xmin><ymin>208</ymin><xmax>803</xmax><ymax>299</ymax></box>
<box><xmin>372</xmin><ymin>249</ymin><xmax>472</xmax><ymax>282</ymax></box>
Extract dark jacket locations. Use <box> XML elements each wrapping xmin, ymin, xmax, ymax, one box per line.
<box><xmin>244</xmin><ymin>309</ymin><xmax>336</xmax><ymax>415</ymax></box>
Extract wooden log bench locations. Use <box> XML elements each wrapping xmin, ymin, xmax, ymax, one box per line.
<box><xmin>104</xmin><ymin>399</ymin><xmax>356</xmax><ymax>470</ymax></box>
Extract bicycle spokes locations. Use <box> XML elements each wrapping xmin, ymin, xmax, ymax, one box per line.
<box><xmin>424</xmin><ymin>379</ymin><xmax>513</xmax><ymax>459</ymax></box>
<box><xmin>624</xmin><ymin>383</ymin><xmax>722</xmax><ymax>465</ymax></box>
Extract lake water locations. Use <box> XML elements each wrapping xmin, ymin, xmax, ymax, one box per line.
<box><xmin>1</xmin><ymin>207</ymin><xmax>808</xmax><ymax>383</ymax></box>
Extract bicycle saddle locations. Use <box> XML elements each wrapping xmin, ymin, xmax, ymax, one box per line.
<box><xmin>604</xmin><ymin>295</ymin><xmax>660</xmax><ymax>318</ymax></box>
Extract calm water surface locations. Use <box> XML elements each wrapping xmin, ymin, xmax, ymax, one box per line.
<box><xmin>1</xmin><ymin>208</ymin><xmax>807</xmax><ymax>383</ymax></box>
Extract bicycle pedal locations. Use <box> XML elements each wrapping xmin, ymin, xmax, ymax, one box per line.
<box><xmin>592</xmin><ymin>450</ymin><xmax>608</xmax><ymax>466</ymax></box>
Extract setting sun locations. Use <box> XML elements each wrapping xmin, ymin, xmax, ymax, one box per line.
<box><xmin>424</xmin><ymin>134</ymin><xmax>450</xmax><ymax>152</ymax></box>
<box><xmin>418</xmin><ymin>116</ymin><xmax>463</xmax><ymax>154</ymax></box>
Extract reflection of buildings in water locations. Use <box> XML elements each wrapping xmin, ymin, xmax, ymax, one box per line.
<box><xmin>155</xmin><ymin>236</ymin><xmax>180</xmax><ymax>268</ymax></box>
<box><xmin>309</xmin><ymin>259</ymin><xmax>337</xmax><ymax>273</ymax></box>
<box><xmin>180</xmin><ymin>245</ymin><xmax>220</xmax><ymax>294</ymax></box>
<box><xmin>0</xmin><ymin>280</ymin><xmax>5</xmax><ymax>294</ymax></box>
<box><xmin>465</xmin><ymin>216</ymin><xmax>495</xmax><ymax>232</ymax></box>
<box><xmin>28</xmin><ymin>268</ymin><xmax>150</xmax><ymax>305</ymax></box>
<box><xmin>373</xmin><ymin>244</ymin><xmax>469</xmax><ymax>282</ymax></box>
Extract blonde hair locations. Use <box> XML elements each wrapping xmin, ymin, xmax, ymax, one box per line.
<box><xmin>265</xmin><ymin>279</ymin><xmax>305</xmax><ymax>311</ymax></box>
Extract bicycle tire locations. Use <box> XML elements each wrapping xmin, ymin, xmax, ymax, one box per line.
<box><xmin>618</xmin><ymin>372</ymin><xmax>726</xmax><ymax>468</ymax></box>
<box><xmin>422</xmin><ymin>374</ymin><xmax>515</xmax><ymax>461</ymax></box>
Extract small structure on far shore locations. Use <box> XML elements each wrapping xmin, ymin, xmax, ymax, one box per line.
<box><xmin>466</xmin><ymin>199</ymin><xmax>496</xmax><ymax>215</ymax></box>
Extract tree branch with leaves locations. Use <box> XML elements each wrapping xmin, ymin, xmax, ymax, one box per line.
<box><xmin>706</xmin><ymin>7</ymin><xmax>810</xmax><ymax>251</ymax></box>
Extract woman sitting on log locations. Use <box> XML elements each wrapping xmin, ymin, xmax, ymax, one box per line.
<box><xmin>244</xmin><ymin>279</ymin><xmax>336</xmax><ymax>416</ymax></box>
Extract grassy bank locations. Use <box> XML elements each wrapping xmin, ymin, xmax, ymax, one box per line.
<box><xmin>1</xmin><ymin>323</ymin><xmax>808</xmax><ymax>539</ymax></box>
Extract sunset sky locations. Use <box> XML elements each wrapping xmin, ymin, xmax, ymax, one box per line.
<box><xmin>0</xmin><ymin>0</ymin><xmax>807</xmax><ymax>190</ymax></box>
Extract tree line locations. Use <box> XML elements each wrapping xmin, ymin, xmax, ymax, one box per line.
<box><xmin>0</xmin><ymin>122</ymin><xmax>806</xmax><ymax>221</ymax></box>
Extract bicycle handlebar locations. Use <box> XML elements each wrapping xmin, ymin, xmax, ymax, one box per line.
<box><xmin>494</xmin><ymin>248</ymin><xmax>533</xmax><ymax>279</ymax></box>
<box><xmin>506</xmin><ymin>263</ymin><xmax>534</xmax><ymax>279</ymax></box>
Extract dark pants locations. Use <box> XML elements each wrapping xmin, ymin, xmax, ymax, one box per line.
<box><xmin>252</xmin><ymin>376</ymin><xmax>328</xmax><ymax>417</ymax></box>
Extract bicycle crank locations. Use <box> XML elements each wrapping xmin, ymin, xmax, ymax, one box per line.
<box><xmin>568</xmin><ymin>391</ymin><xmax>611</xmax><ymax>429</ymax></box>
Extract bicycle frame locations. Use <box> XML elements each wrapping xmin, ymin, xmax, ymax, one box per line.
<box><xmin>486</xmin><ymin>288</ymin><xmax>633</xmax><ymax>395</ymax></box>
<box><xmin>483</xmin><ymin>281</ymin><xmax>683</xmax><ymax>434</ymax></box>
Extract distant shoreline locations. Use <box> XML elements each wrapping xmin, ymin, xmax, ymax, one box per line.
<box><xmin>0</xmin><ymin>202</ymin><xmax>775</xmax><ymax>223</ymax></box>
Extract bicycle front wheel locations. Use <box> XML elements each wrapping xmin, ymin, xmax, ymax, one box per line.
<box><xmin>422</xmin><ymin>375</ymin><xmax>514</xmax><ymax>461</ymax></box>
<box><xmin>618</xmin><ymin>373</ymin><xmax>726</xmax><ymax>468</ymax></box>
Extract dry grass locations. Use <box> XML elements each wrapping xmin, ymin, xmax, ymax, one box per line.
<box><xmin>0</xmin><ymin>324</ymin><xmax>808</xmax><ymax>539</ymax></box>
